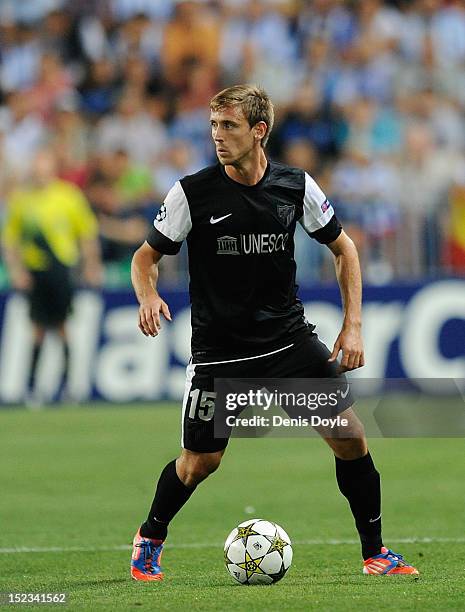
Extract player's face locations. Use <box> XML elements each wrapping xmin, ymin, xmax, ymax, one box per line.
<box><xmin>31</xmin><ymin>151</ymin><xmax>58</xmax><ymax>186</ymax></box>
<box><xmin>210</xmin><ymin>106</ymin><xmax>258</xmax><ymax>166</ymax></box>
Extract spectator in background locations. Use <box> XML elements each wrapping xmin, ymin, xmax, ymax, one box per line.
<box><xmin>107</xmin><ymin>149</ymin><xmax>153</xmax><ymax>208</ymax></box>
<box><xmin>152</xmin><ymin>139</ymin><xmax>203</xmax><ymax>199</ymax></box>
<box><xmin>168</xmin><ymin>60</ymin><xmax>217</xmax><ymax>164</ymax></box>
<box><xmin>329</xmin><ymin>0</ymin><xmax>402</xmax><ymax>107</ymax></box>
<box><xmin>79</xmin><ymin>58</ymin><xmax>119</xmax><ymax>117</ymax></box>
<box><xmin>443</xmin><ymin>165</ymin><xmax>465</xmax><ymax>274</ymax></box>
<box><xmin>297</xmin><ymin>0</ymin><xmax>356</xmax><ymax>53</ymax></box>
<box><xmin>1</xmin><ymin>149</ymin><xmax>102</xmax><ymax>404</ymax></box>
<box><xmin>281</xmin><ymin>138</ymin><xmax>328</xmax><ymax>284</ymax></box>
<box><xmin>88</xmin><ymin>150</ymin><xmax>153</xmax><ymax>264</ymax></box>
<box><xmin>220</xmin><ymin>0</ymin><xmax>299</xmax><ymax>104</ymax></box>
<box><xmin>0</xmin><ymin>23</ymin><xmax>42</xmax><ymax>92</ymax></box>
<box><xmin>0</xmin><ymin>91</ymin><xmax>46</xmax><ymax>179</ymax></box>
<box><xmin>114</xmin><ymin>12</ymin><xmax>164</xmax><ymax>66</ymax></box>
<box><xmin>0</xmin><ymin>0</ymin><xmax>464</xmax><ymax>286</ymax></box>
<box><xmin>281</xmin><ymin>139</ymin><xmax>319</xmax><ymax>177</ymax></box>
<box><xmin>331</xmin><ymin>146</ymin><xmax>400</xmax><ymax>283</ymax></box>
<box><xmin>47</xmin><ymin>95</ymin><xmax>91</xmax><ymax>188</ymax></box>
<box><xmin>338</xmin><ymin>96</ymin><xmax>403</xmax><ymax>157</ymax></box>
<box><xmin>404</xmin><ymin>88</ymin><xmax>465</xmax><ymax>152</ymax></box>
<box><xmin>429</xmin><ymin>0</ymin><xmax>465</xmax><ymax>71</ymax></box>
<box><xmin>110</xmin><ymin>0</ymin><xmax>173</xmax><ymax>22</ymax></box>
<box><xmin>396</xmin><ymin>122</ymin><xmax>461</xmax><ymax>275</ymax></box>
<box><xmin>121</xmin><ymin>55</ymin><xmax>166</xmax><ymax>99</ymax></box>
<box><xmin>176</xmin><ymin>59</ymin><xmax>218</xmax><ymax>114</ymax></box>
<box><xmin>0</xmin><ymin>0</ymin><xmax>65</xmax><ymax>25</ymax></box>
<box><xmin>296</xmin><ymin>37</ymin><xmax>341</xmax><ymax>107</ymax></box>
<box><xmin>396</xmin><ymin>0</ymin><xmax>439</xmax><ymax>94</ymax></box>
<box><xmin>270</xmin><ymin>82</ymin><xmax>342</xmax><ymax>160</ymax></box>
<box><xmin>27</xmin><ymin>53</ymin><xmax>75</xmax><ymax>122</ymax></box>
<box><xmin>40</xmin><ymin>9</ymin><xmax>79</xmax><ymax>63</ymax></box>
<box><xmin>64</xmin><ymin>0</ymin><xmax>112</xmax><ymax>21</ymax></box>
<box><xmin>0</xmin><ymin>131</ymin><xmax>18</xmax><ymax>212</ymax></box>
<box><xmin>162</xmin><ymin>0</ymin><xmax>220</xmax><ymax>88</ymax></box>
<box><xmin>96</xmin><ymin>89</ymin><xmax>167</xmax><ymax>164</ymax></box>
<box><xmin>151</xmin><ymin>139</ymin><xmax>203</xmax><ymax>285</ymax></box>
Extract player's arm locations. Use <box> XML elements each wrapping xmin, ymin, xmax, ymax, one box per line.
<box><xmin>1</xmin><ymin>195</ymin><xmax>32</xmax><ymax>291</ymax></box>
<box><xmin>2</xmin><ymin>243</ymin><xmax>32</xmax><ymax>291</ymax></box>
<box><xmin>298</xmin><ymin>171</ymin><xmax>364</xmax><ymax>372</ymax></box>
<box><xmin>131</xmin><ymin>242</ymin><xmax>171</xmax><ymax>337</ymax></box>
<box><xmin>326</xmin><ymin>230</ymin><xmax>365</xmax><ymax>372</ymax></box>
<box><xmin>68</xmin><ymin>184</ymin><xmax>104</xmax><ymax>287</ymax></box>
<box><xmin>80</xmin><ymin>237</ymin><xmax>103</xmax><ymax>287</ymax></box>
<box><xmin>132</xmin><ymin>181</ymin><xmax>191</xmax><ymax>337</ymax></box>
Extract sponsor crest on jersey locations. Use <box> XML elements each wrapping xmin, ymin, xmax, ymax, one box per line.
<box><xmin>217</xmin><ymin>235</ymin><xmax>240</xmax><ymax>255</ymax></box>
<box><xmin>277</xmin><ymin>204</ymin><xmax>295</xmax><ymax>227</ymax></box>
<box><xmin>155</xmin><ymin>203</ymin><xmax>167</xmax><ymax>222</ymax></box>
<box><xmin>321</xmin><ymin>199</ymin><xmax>330</xmax><ymax>213</ymax></box>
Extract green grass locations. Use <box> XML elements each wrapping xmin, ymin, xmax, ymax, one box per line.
<box><xmin>1</xmin><ymin>405</ymin><xmax>464</xmax><ymax>610</ymax></box>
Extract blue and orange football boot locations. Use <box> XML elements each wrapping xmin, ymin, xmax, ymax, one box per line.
<box><xmin>363</xmin><ymin>546</ymin><xmax>419</xmax><ymax>575</ymax></box>
<box><xmin>130</xmin><ymin>529</ymin><xmax>164</xmax><ymax>581</ymax></box>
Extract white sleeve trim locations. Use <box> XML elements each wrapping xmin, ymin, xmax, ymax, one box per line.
<box><xmin>299</xmin><ymin>172</ymin><xmax>334</xmax><ymax>234</ymax></box>
<box><xmin>154</xmin><ymin>181</ymin><xmax>192</xmax><ymax>242</ymax></box>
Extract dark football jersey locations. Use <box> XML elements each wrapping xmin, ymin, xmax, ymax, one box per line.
<box><xmin>147</xmin><ymin>161</ymin><xmax>341</xmax><ymax>360</ymax></box>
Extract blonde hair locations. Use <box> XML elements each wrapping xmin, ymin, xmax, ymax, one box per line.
<box><xmin>210</xmin><ymin>84</ymin><xmax>274</xmax><ymax>147</ymax></box>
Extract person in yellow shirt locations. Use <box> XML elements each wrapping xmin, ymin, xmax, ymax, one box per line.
<box><xmin>2</xmin><ymin>149</ymin><xmax>102</xmax><ymax>404</ymax></box>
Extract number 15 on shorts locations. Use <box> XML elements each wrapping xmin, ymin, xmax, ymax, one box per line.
<box><xmin>188</xmin><ymin>389</ymin><xmax>217</xmax><ymax>421</ymax></box>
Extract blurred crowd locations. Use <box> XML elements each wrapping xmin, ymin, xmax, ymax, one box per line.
<box><xmin>1</xmin><ymin>0</ymin><xmax>465</xmax><ymax>287</ymax></box>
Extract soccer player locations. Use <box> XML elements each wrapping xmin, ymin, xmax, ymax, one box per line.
<box><xmin>130</xmin><ymin>85</ymin><xmax>419</xmax><ymax>579</ymax></box>
<box><xmin>2</xmin><ymin>149</ymin><xmax>102</xmax><ymax>404</ymax></box>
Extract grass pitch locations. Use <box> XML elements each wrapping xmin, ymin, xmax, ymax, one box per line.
<box><xmin>1</xmin><ymin>404</ymin><xmax>464</xmax><ymax>611</ymax></box>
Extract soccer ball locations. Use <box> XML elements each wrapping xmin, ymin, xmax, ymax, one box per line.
<box><xmin>224</xmin><ymin>518</ymin><xmax>293</xmax><ymax>585</ymax></box>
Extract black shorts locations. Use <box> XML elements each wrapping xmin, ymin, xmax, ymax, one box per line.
<box><xmin>181</xmin><ymin>329</ymin><xmax>353</xmax><ymax>453</ymax></box>
<box><xmin>29</xmin><ymin>266</ymin><xmax>73</xmax><ymax>327</ymax></box>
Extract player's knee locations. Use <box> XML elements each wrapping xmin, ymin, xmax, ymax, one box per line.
<box><xmin>177</xmin><ymin>451</ymin><xmax>223</xmax><ymax>487</ymax></box>
<box><xmin>332</xmin><ymin>437</ymin><xmax>368</xmax><ymax>460</ymax></box>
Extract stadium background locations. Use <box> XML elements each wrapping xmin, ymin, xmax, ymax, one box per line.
<box><xmin>1</xmin><ymin>2</ymin><xmax>465</xmax><ymax>609</ymax></box>
<box><xmin>0</xmin><ymin>0</ymin><xmax>464</xmax><ymax>403</ymax></box>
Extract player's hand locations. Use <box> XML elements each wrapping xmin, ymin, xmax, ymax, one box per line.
<box><xmin>12</xmin><ymin>269</ymin><xmax>32</xmax><ymax>292</ymax></box>
<box><xmin>138</xmin><ymin>293</ymin><xmax>172</xmax><ymax>337</ymax></box>
<box><xmin>328</xmin><ymin>325</ymin><xmax>365</xmax><ymax>372</ymax></box>
<box><xmin>82</xmin><ymin>262</ymin><xmax>104</xmax><ymax>288</ymax></box>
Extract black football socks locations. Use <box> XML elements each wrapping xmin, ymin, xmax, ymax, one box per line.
<box><xmin>28</xmin><ymin>341</ymin><xmax>42</xmax><ymax>392</ymax></box>
<box><xmin>62</xmin><ymin>339</ymin><xmax>70</xmax><ymax>390</ymax></box>
<box><xmin>335</xmin><ymin>452</ymin><xmax>383</xmax><ymax>560</ymax></box>
<box><xmin>140</xmin><ymin>459</ymin><xmax>196</xmax><ymax>541</ymax></box>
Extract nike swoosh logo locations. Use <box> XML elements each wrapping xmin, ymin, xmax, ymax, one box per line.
<box><xmin>369</xmin><ymin>513</ymin><xmax>382</xmax><ymax>523</ymax></box>
<box><xmin>340</xmin><ymin>384</ymin><xmax>350</xmax><ymax>399</ymax></box>
<box><xmin>210</xmin><ymin>214</ymin><xmax>232</xmax><ymax>224</ymax></box>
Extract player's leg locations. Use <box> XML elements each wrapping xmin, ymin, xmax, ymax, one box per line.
<box><xmin>321</xmin><ymin>410</ymin><xmax>418</xmax><ymax>574</ymax></box>
<box><xmin>140</xmin><ymin>360</ymin><xmax>228</xmax><ymax>540</ymax></box>
<box><xmin>270</xmin><ymin>330</ymin><xmax>418</xmax><ymax>574</ymax></box>
<box><xmin>51</xmin><ymin>266</ymin><xmax>73</xmax><ymax>400</ymax></box>
<box><xmin>28</xmin><ymin>324</ymin><xmax>46</xmax><ymax>401</ymax></box>
<box><xmin>316</xmin><ymin>407</ymin><xmax>383</xmax><ymax>561</ymax></box>
<box><xmin>57</xmin><ymin>323</ymin><xmax>70</xmax><ymax>400</ymax></box>
<box><xmin>273</xmin><ymin>331</ymin><xmax>382</xmax><ymax>561</ymax></box>
<box><xmin>131</xmin><ymin>450</ymin><xmax>225</xmax><ymax>582</ymax></box>
<box><xmin>27</xmin><ymin>272</ymin><xmax>47</xmax><ymax>403</ymax></box>
<box><xmin>131</xmin><ymin>361</ymin><xmax>229</xmax><ymax>581</ymax></box>
<box><xmin>140</xmin><ymin>448</ymin><xmax>225</xmax><ymax>541</ymax></box>
<box><xmin>28</xmin><ymin>266</ymin><xmax>73</xmax><ymax>403</ymax></box>
<box><xmin>261</xmin><ymin>338</ymin><xmax>383</xmax><ymax>561</ymax></box>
